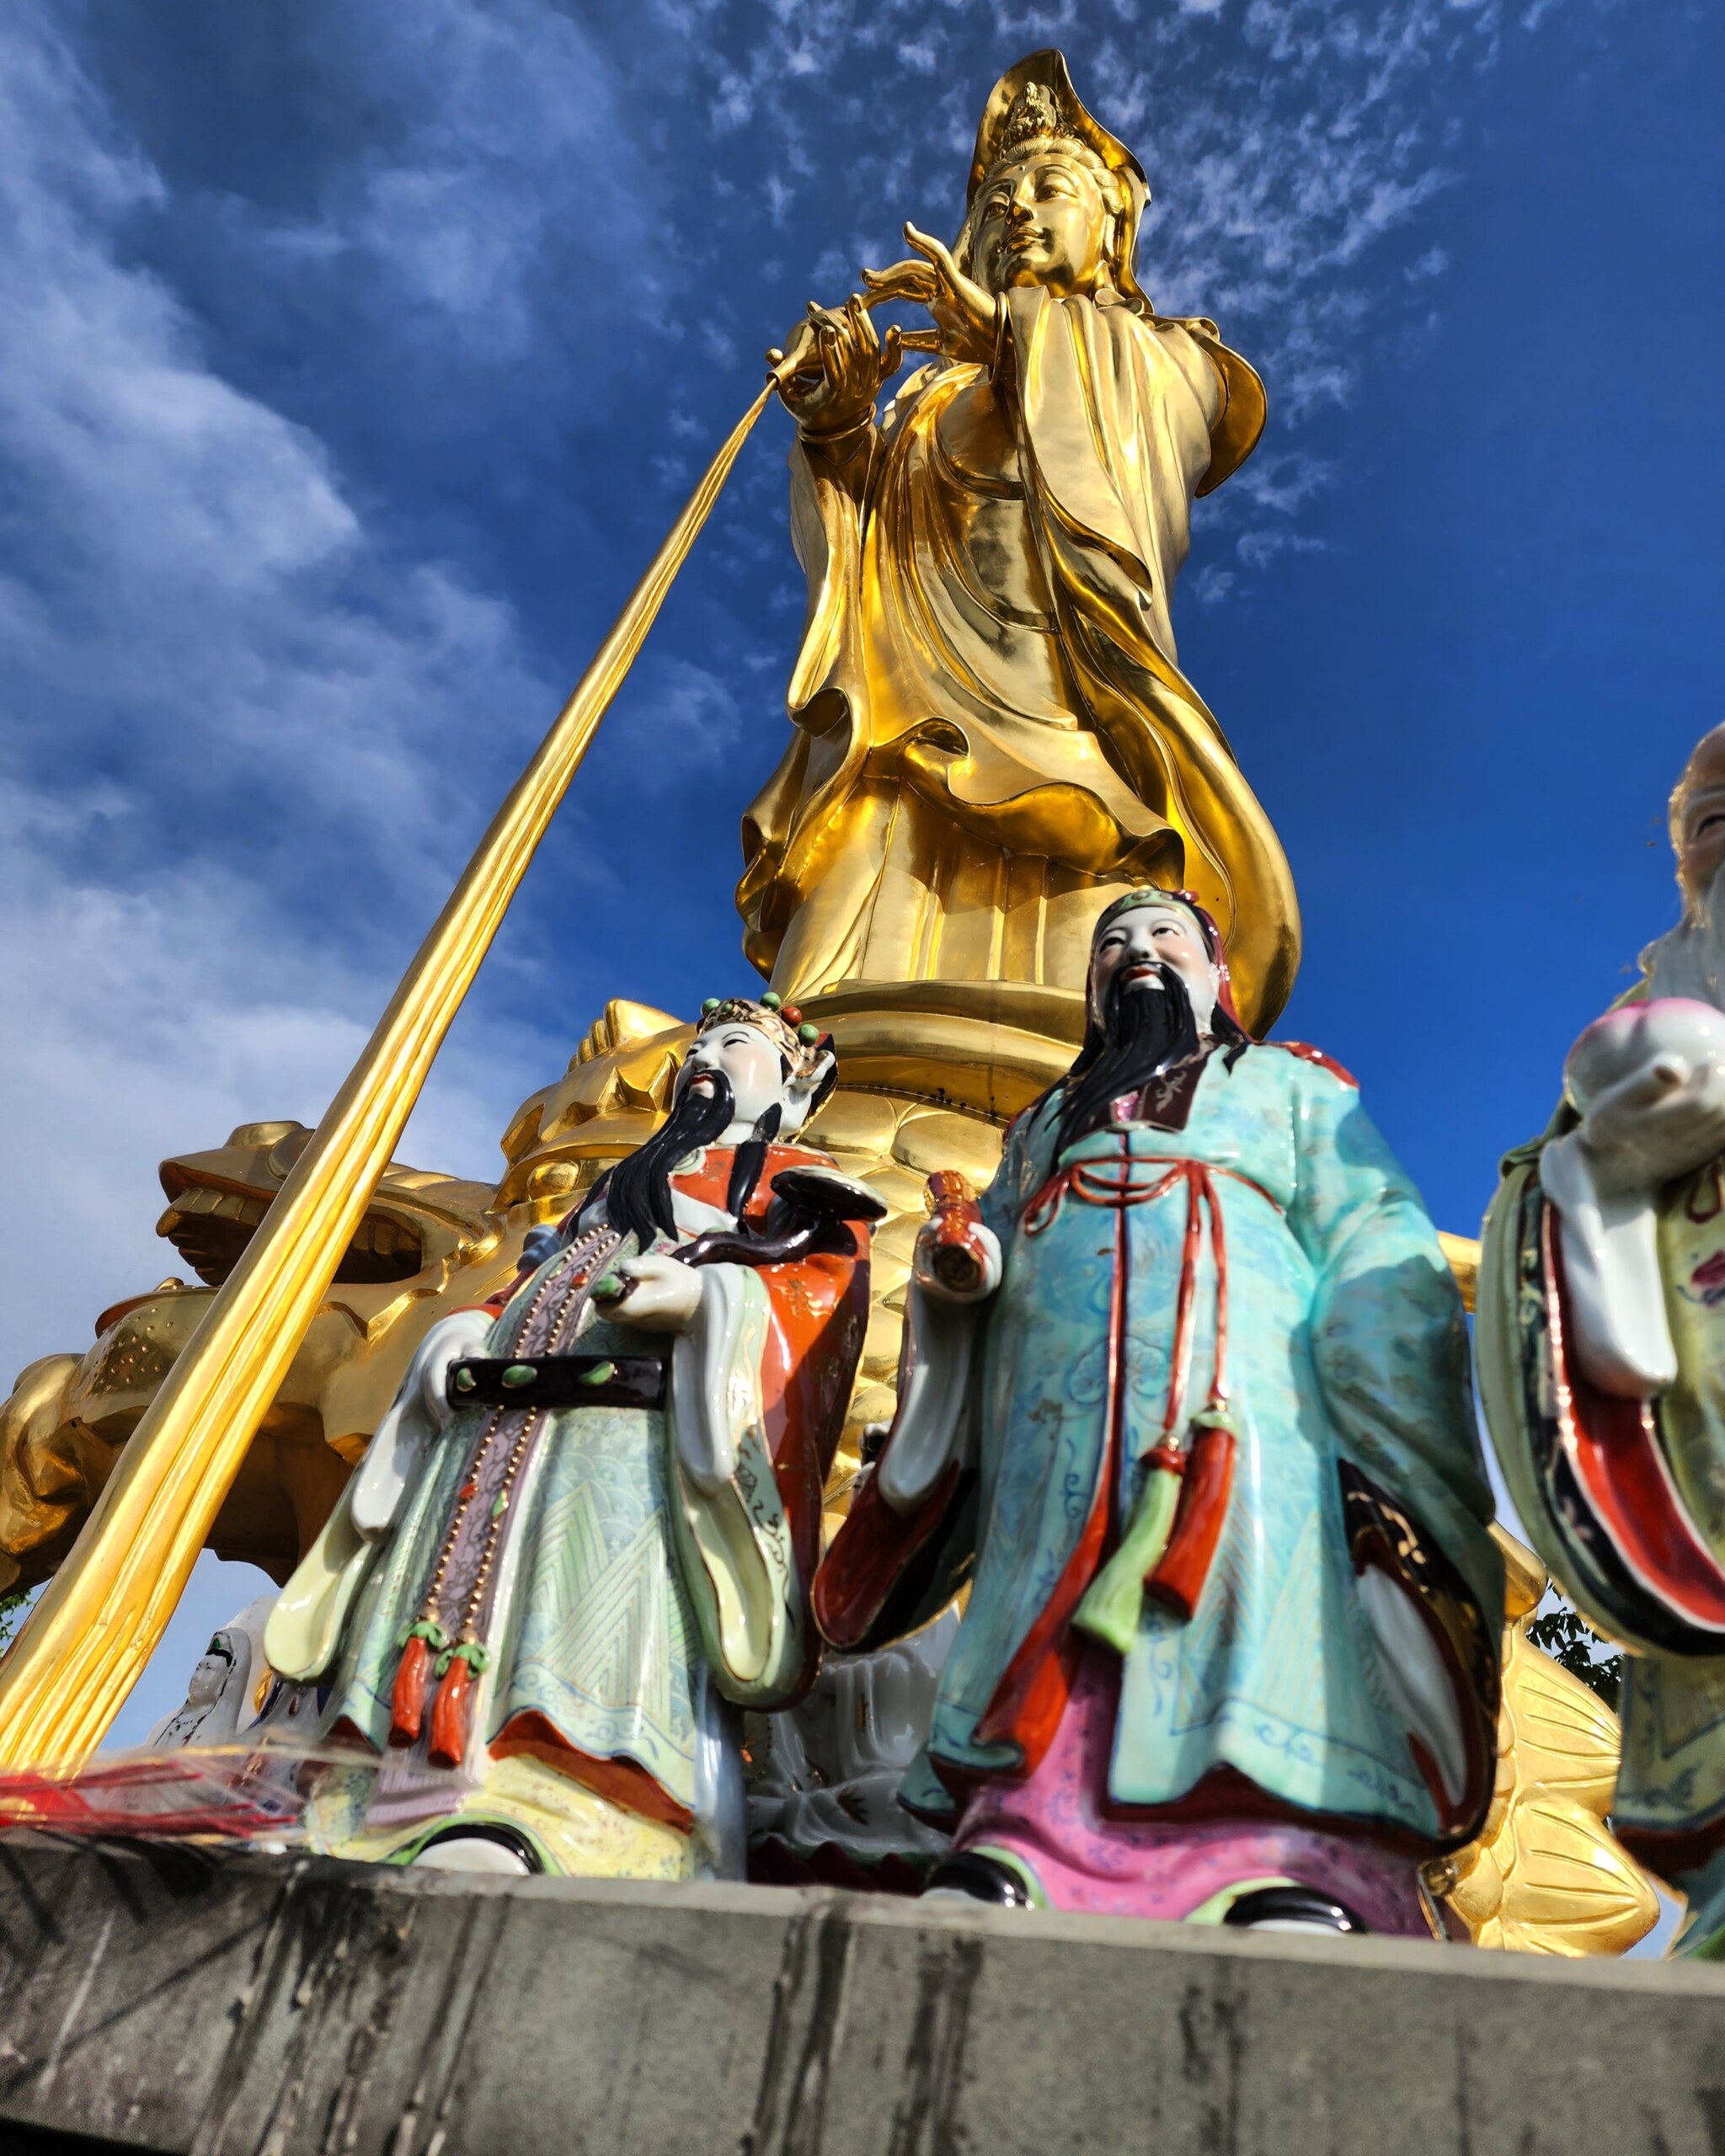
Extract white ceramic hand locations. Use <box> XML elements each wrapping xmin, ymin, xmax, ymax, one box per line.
<box><xmin>911</xmin><ymin>1219</ymin><xmax>1002</xmax><ymax>1305</ymax></box>
<box><xmin>414</xmin><ymin>1306</ymin><xmax>498</xmax><ymax>1429</ymax></box>
<box><xmin>596</xmin><ymin>1252</ymin><xmax>705</xmax><ymax>1332</ymax></box>
<box><xmin>1568</xmin><ymin>999</ymin><xmax>1725</xmax><ymax>1193</ymax></box>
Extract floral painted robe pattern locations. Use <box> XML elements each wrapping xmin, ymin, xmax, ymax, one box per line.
<box><xmin>1479</xmin><ymin>1115</ymin><xmax>1725</xmax><ymax>1897</ymax></box>
<box><xmin>290</xmin><ymin>1141</ymin><xmax>868</xmax><ymax>1841</ymax></box>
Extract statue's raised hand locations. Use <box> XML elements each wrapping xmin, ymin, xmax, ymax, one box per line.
<box><xmin>769</xmin><ymin>295</ymin><xmax>901</xmax><ymax>438</ymax></box>
<box><xmin>863</xmin><ymin>224</ymin><xmax>996</xmax><ymax>366</ymax></box>
<box><xmin>1567</xmin><ymin>999</ymin><xmax>1725</xmax><ymax>1193</ymax></box>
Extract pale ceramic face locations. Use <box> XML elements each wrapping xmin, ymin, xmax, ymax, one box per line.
<box><xmin>680</xmin><ymin>1022</ymin><xmax>790</xmax><ymax>1138</ymax></box>
<box><xmin>186</xmin><ymin>1637</ymin><xmax>235</xmax><ymax>1709</ymax></box>
<box><xmin>1090</xmin><ymin>903</ymin><xmax>1220</xmax><ymax>1038</ymax></box>
<box><xmin>1677</xmin><ymin>726</ymin><xmax>1725</xmax><ymax>909</ymax></box>
<box><xmin>969</xmin><ymin>148</ymin><xmax>1110</xmax><ymax>297</ymax></box>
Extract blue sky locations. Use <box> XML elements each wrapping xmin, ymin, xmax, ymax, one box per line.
<box><xmin>1</xmin><ymin>0</ymin><xmax>1720</xmax><ymax>1739</ymax></box>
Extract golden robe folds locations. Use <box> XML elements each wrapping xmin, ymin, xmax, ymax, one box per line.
<box><xmin>740</xmin><ymin>286</ymin><xmax>1299</xmax><ymax>1035</ymax></box>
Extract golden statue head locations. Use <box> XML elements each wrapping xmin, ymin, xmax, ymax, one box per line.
<box><xmin>955</xmin><ymin>51</ymin><xmax>1151</xmax><ymax>306</ymax></box>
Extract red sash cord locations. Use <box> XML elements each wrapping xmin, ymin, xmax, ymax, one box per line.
<box><xmin>1023</xmin><ymin>1147</ymin><xmax>1278</xmax><ymax>1443</ymax></box>
<box><xmin>971</xmin><ymin>1147</ymin><xmax>1261</xmax><ymax>1761</ymax></box>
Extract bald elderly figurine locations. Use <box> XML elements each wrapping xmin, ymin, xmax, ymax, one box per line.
<box><xmin>1480</xmin><ymin>724</ymin><xmax>1725</xmax><ymax>1955</ymax></box>
<box><xmin>817</xmin><ymin>886</ymin><xmax>1502</xmax><ymax>1936</ymax></box>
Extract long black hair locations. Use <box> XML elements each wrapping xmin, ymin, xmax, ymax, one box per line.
<box><xmin>578</xmin><ymin>1027</ymin><xmax>840</xmax><ymax>1251</ymax></box>
<box><xmin>1052</xmin><ymin>961</ymin><xmax>1252</xmax><ymax>1155</ymax></box>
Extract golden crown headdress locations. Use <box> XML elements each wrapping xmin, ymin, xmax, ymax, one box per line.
<box><xmin>997</xmin><ymin>81</ymin><xmax>1084</xmax><ymax>158</ymax></box>
<box><xmin>969</xmin><ymin>51</ymin><xmax>1145</xmax><ymax>206</ymax></box>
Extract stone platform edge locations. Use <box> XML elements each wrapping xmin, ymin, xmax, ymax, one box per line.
<box><xmin>2</xmin><ymin>1830</ymin><xmax>1723</xmax><ymax>2155</ymax></box>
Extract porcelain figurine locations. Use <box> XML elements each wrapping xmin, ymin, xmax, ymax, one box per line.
<box><xmin>264</xmin><ymin>995</ymin><xmax>876</xmax><ymax>1878</ymax></box>
<box><xmin>746</xmin><ymin>1607</ymin><xmax>959</xmax><ymax>1891</ymax></box>
<box><xmin>815</xmin><ymin>887</ymin><xmax>1503</xmax><ymax>1935</ymax></box>
<box><xmin>1478</xmin><ymin>724</ymin><xmax>1725</xmax><ymax>1954</ymax></box>
<box><xmin>145</xmin><ymin>1595</ymin><xmax>276</xmax><ymax>1750</ymax></box>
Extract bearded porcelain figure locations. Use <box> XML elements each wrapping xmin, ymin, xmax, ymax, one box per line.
<box><xmin>815</xmin><ymin>889</ymin><xmax>1503</xmax><ymax>1934</ymax></box>
<box><xmin>264</xmin><ymin>996</ymin><xmax>874</xmax><ymax>1878</ymax></box>
<box><xmin>1478</xmin><ymin>724</ymin><xmax>1725</xmax><ymax>1955</ymax></box>
<box><xmin>744</xmin><ymin>51</ymin><xmax>1299</xmax><ymax>1038</ymax></box>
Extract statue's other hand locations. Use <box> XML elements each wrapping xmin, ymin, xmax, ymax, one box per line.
<box><xmin>900</xmin><ymin>222</ymin><xmax>996</xmax><ymax>365</ymax></box>
<box><xmin>1582</xmin><ymin>1070</ymin><xmax>1725</xmax><ymax>1194</ymax></box>
<box><xmin>596</xmin><ymin>1251</ymin><xmax>703</xmax><ymax>1332</ymax></box>
<box><xmin>772</xmin><ymin>296</ymin><xmax>900</xmax><ymax>436</ymax></box>
<box><xmin>911</xmin><ymin>1217</ymin><xmax>1002</xmax><ymax>1304</ymax></box>
<box><xmin>1569</xmin><ymin>998</ymin><xmax>1725</xmax><ymax>1192</ymax></box>
<box><xmin>415</xmin><ymin>1306</ymin><xmax>498</xmax><ymax>1431</ymax></box>
<box><xmin>348</xmin><ymin>1304</ymin><xmax>497</xmax><ymax>1541</ymax></box>
<box><xmin>861</xmin><ymin>258</ymin><xmax>939</xmax><ymax>307</ymax></box>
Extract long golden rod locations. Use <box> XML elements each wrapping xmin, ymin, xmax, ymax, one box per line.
<box><xmin>0</xmin><ymin>385</ymin><xmax>775</xmax><ymax>1768</ymax></box>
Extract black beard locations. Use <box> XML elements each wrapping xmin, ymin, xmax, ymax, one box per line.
<box><xmin>1055</xmin><ymin>963</ymin><xmax>1203</xmax><ymax>1156</ymax></box>
<box><xmin>591</xmin><ymin>1068</ymin><xmax>738</xmax><ymax>1251</ymax></box>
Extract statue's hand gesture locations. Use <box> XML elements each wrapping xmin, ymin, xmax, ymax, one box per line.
<box><xmin>591</xmin><ymin>1251</ymin><xmax>704</xmax><ymax>1332</ymax></box>
<box><xmin>770</xmin><ymin>295</ymin><xmax>901</xmax><ymax>438</ymax></box>
<box><xmin>863</xmin><ymin>224</ymin><xmax>996</xmax><ymax>366</ymax></box>
<box><xmin>1568</xmin><ymin>1000</ymin><xmax>1725</xmax><ymax>1193</ymax></box>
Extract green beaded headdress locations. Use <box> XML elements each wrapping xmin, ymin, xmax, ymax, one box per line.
<box><xmin>1092</xmin><ymin>887</ymin><xmax>1208</xmax><ymax>945</ymax></box>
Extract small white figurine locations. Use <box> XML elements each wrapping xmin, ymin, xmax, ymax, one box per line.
<box><xmin>145</xmin><ymin>1594</ymin><xmax>276</xmax><ymax>1750</ymax></box>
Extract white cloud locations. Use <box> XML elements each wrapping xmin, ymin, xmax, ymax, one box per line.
<box><xmin>616</xmin><ymin>654</ymin><xmax>745</xmax><ymax>793</ymax></box>
<box><xmin>0</xmin><ymin>5</ymin><xmax>601</xmax><ymax>1386</ymax></box>
<box><xmin>0</xmin><ymin>781</ymin><xmax>545</xmax><ymax>1390</ymax></box>
<box><xmin>1236</xmin><ymin>526</ymin><xmax>1327</xmax><ymax>570</ymax></box>
<box><xmin>0</xmin><ymin>8</ymin><xmax>574</xmax><ymax>909</ymax></box>
<box><xmin>0</xmin><ymin>56</ymin><xmax>354</xmax><ymax>590</ymax></box>
<box><xmin>252</xmin><ymin>0</ymin><xmax>664</xmax><ymax>361</ymax></box>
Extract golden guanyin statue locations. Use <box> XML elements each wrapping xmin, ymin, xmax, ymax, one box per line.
<box><xmin>743</xmin><ymin>51</ymin><xmax>1298</xmax><ymax>1037</ymax></box>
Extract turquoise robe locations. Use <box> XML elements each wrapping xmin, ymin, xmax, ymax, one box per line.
<box><xmin>893</xmin><ymin>1043</ymin><xmax>1502</xmax><ymax>1842</ymax></box>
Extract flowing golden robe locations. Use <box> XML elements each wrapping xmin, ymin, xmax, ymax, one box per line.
<box><xmin>739</xmin><ymin>287</ymin><xmax>1299</xmax><ymax>1034</ymax></box>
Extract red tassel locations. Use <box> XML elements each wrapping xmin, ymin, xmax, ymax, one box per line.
<box><xmin>1146</xmin><ymin>1422</ymin><xmax>1236</xmax><ymax>1620</ymax></box>
<box><xmin>388</xmin><ymin>1634</ymin><xmax>432</xmax><ymax>1748</ymax></box>
<box><xmin>427</xmin><ymin>1656</ymin><xmax>475</xmax><ymax>1770</ymax></box>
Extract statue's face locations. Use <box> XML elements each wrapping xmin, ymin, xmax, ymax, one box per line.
<box><xmin>680</xmin><ymin>1022</ymin><xmax>788</xmax><ymax>1137</ymax></box>
<box><xmin>186</xmin><ymin>1636</ymin><xmax>235</xmax><ymax>1709</ymax></box>
<box><xmin>1676</xmin><ymin>725</ymin><xmax>1725</xmax><ymax>909</ymax></box>
<box><xmin>969</xmin><ymin>149</ymin><xmax>1110</xmax><ymax>297</ymax></box>
<box><xmin>1091</xmin><ymin>903</ymin><xmax>1220</xmax><ymax>1035</ymax></box>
